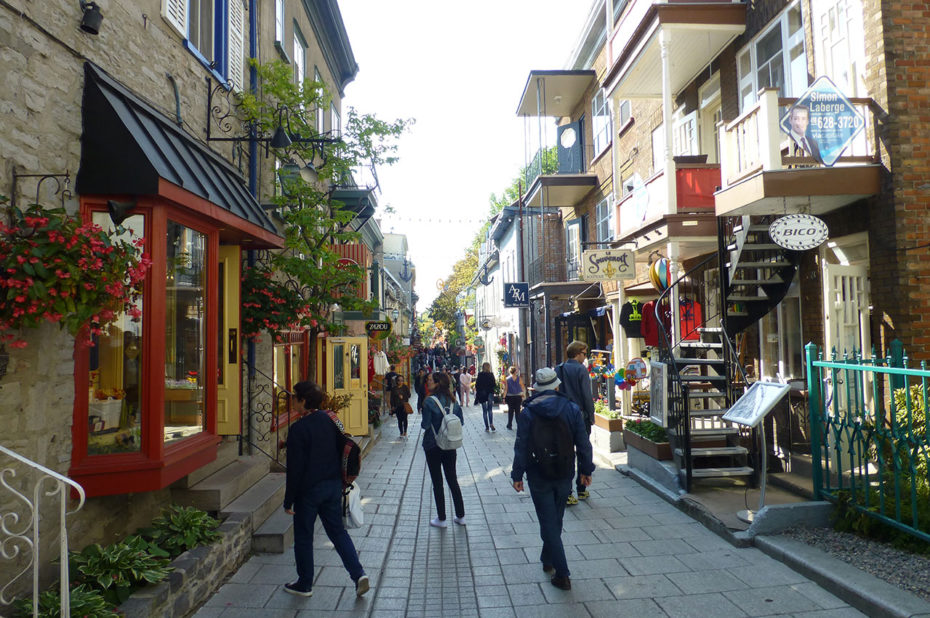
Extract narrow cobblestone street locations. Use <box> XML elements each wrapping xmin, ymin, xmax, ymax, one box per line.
<box><xmin>193</xmin><ymin>398</ymin><xmax>864</xmax><ymax>617</ymax></box>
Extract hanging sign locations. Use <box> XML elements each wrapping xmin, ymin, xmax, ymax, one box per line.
<box><xmin>503</xmin><ymin>282</ymin><xmax>529</xmax><ymax>308</ymax></box>
<box><xmin>768</xmin><ymin>214</ymin><xmax>829</xmax><ymax>251</ymax></box>
<box><xmin>582</xmin><ymin>249</ymin><xmax>635</xmax><ymax>281</ymax></box>
<box><xmin>365</xmin><ymin>321</ymin><xmax>392</xmax><ymax>340</ymax></box>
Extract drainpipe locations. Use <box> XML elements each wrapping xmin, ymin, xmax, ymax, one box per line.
<box><xmin>244</xmin><ymin>0</ymin><xmax>259</xmax><ymax>455</ymax></box>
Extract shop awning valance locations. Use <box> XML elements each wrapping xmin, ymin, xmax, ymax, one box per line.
<box><xmin>76</xmin><ymin>62</ymin><xmax>281</xmax><ymax>243</ymax></box>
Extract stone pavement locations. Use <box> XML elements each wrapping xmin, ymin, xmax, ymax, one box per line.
<box><xmin>193</xmin><ymin>400</ymin><xmax>869</xmax><ymax>617</ymax></box>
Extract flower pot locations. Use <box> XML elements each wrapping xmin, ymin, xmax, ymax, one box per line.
<box><xmin>623</xmin><ymin>428</ymin><xmax>672</xmax><ymax>460</ymax></box>
<box><xmin>594</xmin><ymin>412</ymin><xmax>623</xmax><ymax>432</ymax></box>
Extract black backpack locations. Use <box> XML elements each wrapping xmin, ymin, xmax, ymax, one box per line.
<box><xmin>530</xmin><ymin>413</ymin><xmax>575</xmax><ymax>479</ymax></box>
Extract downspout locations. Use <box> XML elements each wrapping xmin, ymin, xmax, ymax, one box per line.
<box><xmin>517</xmin><ymin>187</ymin><xmax>526</xmax><ymax>381</ymax></box>
<box><xmin>245</xmin><ymin>0</ymin><xmax>259</xmax><ymax>454</ymax></box>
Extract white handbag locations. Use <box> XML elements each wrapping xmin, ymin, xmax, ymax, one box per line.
<box><xmin>343</xmin><ymin>483</ymin><xmax>364</xmax><ymax>529</ymax></box>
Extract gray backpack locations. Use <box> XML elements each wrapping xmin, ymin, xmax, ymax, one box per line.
<box><xmin>428</xmin><ymin>396</ymin><xmax>463</xmax><ymax>450</ymax></box>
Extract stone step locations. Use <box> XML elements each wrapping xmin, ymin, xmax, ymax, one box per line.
<box><xmin>171</xmin><ymin>456</ymin><xmax>270</xmax><ymax>513</ymax></box>
<box><xmin>220</xmin><ymin>472</ymin><xmax>286</xmax><ymax>531</ymax></box>
<box><xmin>173</xmin><ymin>439</ymin><xmax>240</xmax><ymax>489</ymax></box>
<box><xmin>679</xmin><ymin>446</ymin><xmax>749</xmax><ymax>457</ymax></box>
<box><xmin>691</xmin><ymin>466</ymin><xmax>754</xmax><ymax>478</ymax></box>
<box><xmin>253</xmin><ymin>508</ymin><xmax>294</xmax><ymax>553</ymax></box>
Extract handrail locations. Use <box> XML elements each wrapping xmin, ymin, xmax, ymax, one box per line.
<box><xmin>0</xmin><ymin>444</ymin><xmax>85</xmax><ymax>616</ymax></box>
<box><xmin>242</xmin><ymin>356</ymin><xmax>296</xmax><ymax>469</ymax></box>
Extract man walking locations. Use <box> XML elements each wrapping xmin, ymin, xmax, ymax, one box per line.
<box><xmin>283</xmin><ymin>381</ymin><xmax>370</xmax><ymax>598</ymax></box>
<box><xmin>555</xmin><ymin>340</ymin><xmax>595</xmax><ymax>505</ymax></box>
<box><xmin>511</xmin><ymin>367</ymin><xmax>594</xmax><ymax>591</ymax></box>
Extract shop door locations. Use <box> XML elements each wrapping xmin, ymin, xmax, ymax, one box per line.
<box><xmin>216</xmin><ymin>246</ymin><xmax>241</xmax><ymax>435</ymax></box>
<box><xmin>326</xmin><ymin>337</ymin><xmax>369</xmax><ymax>436</ymax></box>
<box><xmin>823</xmin><ymin>263</ymin><xmax>871</xmax><ymax>415</ymax></box>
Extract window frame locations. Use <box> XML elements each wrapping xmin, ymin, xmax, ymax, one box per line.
<box><xmin>275</xmin><ymin>0</ymin><xmax>285</xmax><ymax>44</ymax></box>
<box><xmin>736</xmin><ymin>1</ymin><xmax>807</xmax><ymax>113</ymax></box>
<box><xmin>592</xmin><ymin>89</ymin><xmax>612</xmax><ymax>157</ymax></box>
<box><xmin>595</xmin><ymin>196</ymin><xmax>614</xmax><ymax>243</ymax></box>
<box><xmin>161</xmin><ymin>0</ymin><xmax>245</xmax><ymax>89</ymax></box>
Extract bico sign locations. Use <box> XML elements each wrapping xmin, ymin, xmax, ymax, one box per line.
<box><xmin>581</xmin><ymin>249</ymin><xmax>635</xmax><ymax>281</ymax></box>
<box><xmin>768</xmin><ymin>214</ymin><xmax>829</xmax><ymax>251</ymax></box>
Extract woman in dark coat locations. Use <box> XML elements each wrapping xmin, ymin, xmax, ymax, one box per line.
<box><xmin>474</xmin><ymin>362</ymin><xmax>497</xmax><ymax>432</ymax></box>
<box><xmin>414</xmin><ymin>367</ymin><xmax>427</xmax><ymax>413</ymax></box>
<box><xmin>391</xmin><ymin>375</ymin><xmax>412</xmax><ymax>438</ymax></box>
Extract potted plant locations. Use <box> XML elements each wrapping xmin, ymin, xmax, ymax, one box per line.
<box><xmin>593</xmin><ymin>399</ymin><xmax>623</xmax><ymax>432</ymax></box>
<box><xmin>623</xmin><ymin>419</ymin><xmax>672</xmax><ymax>460</ymax></box>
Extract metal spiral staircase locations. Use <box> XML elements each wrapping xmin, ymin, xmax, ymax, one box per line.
<box><xmin>654</xmin><ymin>216</ymin><xmax>801</xmax><ymax>491</ymax></box>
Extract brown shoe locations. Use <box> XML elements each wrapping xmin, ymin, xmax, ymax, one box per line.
<box><xmin>550</xmin><ymin>575</ymin><xmax>571</xmax><ymax>590</ymax></box>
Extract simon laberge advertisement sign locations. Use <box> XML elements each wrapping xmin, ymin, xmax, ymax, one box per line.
<box><xmin>779</xmin><ymin>75</ymin><xmax>865</xmax><ymax>167</ymax></box>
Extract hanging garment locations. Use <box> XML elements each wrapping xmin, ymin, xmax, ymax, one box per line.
<box><xmin>619</xmin><ymin>299</ymin><xmax>645</xmax><ymax>338</ymax></box>
<box><xmin>679</xmin><ymin>299</ymin><xmax>703</xmax><ymax>341</ymax></box>
<box><xmin>640</xmin><ymin>300</ymin><xmax>671</xmax><ymax>347</ymax></box>
<box><xmin>373</xmin><ymin>350</ymin><xmax>389</xmax><ymax>375</ymax></box>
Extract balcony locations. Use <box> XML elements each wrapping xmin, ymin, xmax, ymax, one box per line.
<box><xmin>715</xmin><ymin>89</ymin><xmax>882</xmax><ymax>217</ymax></box>
<box><xmin>616</xmin><ymin>160</ymin><xmax>720</xmax><ymax>259</ymax></box>
<box><xmin>605</xmin><ymin>1</ymin><xmax>746</xmax><ymax>99</ymax></box>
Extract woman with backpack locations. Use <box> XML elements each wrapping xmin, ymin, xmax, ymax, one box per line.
<box><xmin>421</xmin><ymin>371</ymin><xmax>466</xmax><ymax>528</ymax></box>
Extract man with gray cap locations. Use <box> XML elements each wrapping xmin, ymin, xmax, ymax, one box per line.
<box><xmin>511</xmin><ymin>367</ymin><xmax>594</xmax><ymax>591</ymax></box>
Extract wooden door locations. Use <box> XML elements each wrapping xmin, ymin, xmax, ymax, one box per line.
<box><xmin>325</xmin><ymin>336</ymin><xmax>369</xmax><ymax>436</ymax></box>
<box><xmin>216</xmin><ymin>246</ymin><xmax>240</xmax><ymax>435</ymax></box>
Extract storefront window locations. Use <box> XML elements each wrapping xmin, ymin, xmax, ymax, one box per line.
<box><xmin>759</xmin><ymin>279</ymin><xmax>803</xmax><ymax>381</ymax></box>
<box><xmin>164</xmin><ymin>222</ymin><xmax>206</xmax><ymax>443</ymax></box>
<box><xmin>350</xmin><ymin>343</ymin><xmax>360</xmax><ymax>380</ymax></box>
<box><xmin>87</xmin><ymin>213</ymin><xmax>145</xmax><ymax>455</ymax></box>
<box><xmin>333</xmin><ymin>343</ymin><xmax>345</xmax><ymax>389</ymax></box>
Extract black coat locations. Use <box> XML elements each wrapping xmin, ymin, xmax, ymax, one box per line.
<box><xmin>473</xmin><ymin>371</ymin><xmax>496</xmax><ymax>403</ymax></box>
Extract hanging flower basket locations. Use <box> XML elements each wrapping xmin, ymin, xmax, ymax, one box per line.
<box><xmin>0</xmin><ymin>200</ymin><xmax>149</xmax><ymax>348</ymax></box>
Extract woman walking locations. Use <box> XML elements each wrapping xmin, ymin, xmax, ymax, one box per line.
<box><xmin>459</xmin><ymin>366</ymin><xmax>473</xmax><ymax>407</ymax></box>
<box><xmin>391</xmin><ymin>375</ymin><xmax>412</xmax><ymax>438</ymax></box>
<box><xmin>421</xmin><ymin>371</ymin><xmax>466</xmax><ymax>528</ymax></box>
<box><xmin>414</xmin><ymin>367</ymin><xmax>427</xmax><ymax>413</ymax></box>
<box><xmin>474</xmin><ymin>362</ymin><xmax>496</xmax><ymax>432</ymax></box>
<box><xmin>504</xmin><ymin>366</ymin><xmax>525</xmax><ymax>430</ymax></box>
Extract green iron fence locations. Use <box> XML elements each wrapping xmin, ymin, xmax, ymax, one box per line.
<box><xmin>806</xmin><ymin>341</ymin><xmax>930</xmax><ymax>543</ymax></box>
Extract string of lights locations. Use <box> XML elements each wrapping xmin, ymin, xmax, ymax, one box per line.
<box><xmin>378</xmin><ymin>213</ymin><xmax>490</xmax><ymax>225</ymax></box>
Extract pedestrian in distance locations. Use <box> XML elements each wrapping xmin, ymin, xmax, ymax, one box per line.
<box><xmin>451</xmin><ymin>366</ymin><xmax>463</xmax><ymax>405</ymax></box>
<box><xmin>421</xmin><ymin>371</ymin><xmax>466</xmax><ymax>528</ymax></box>
<box><xmin>555</xmin><ymin>341</ymin><xmax>595</xmax><ymax>505</ymax></box>
<box><xmin>511</xmin><ymin>367</ymin><xmax>594</xmax><ymax>591</ymax></box>
<box><xmin>414</xmin><ymin>366</ymin><xmax>428</xmax><ymax>414</ymax></box>
<box><xmin>391</xmin><ymin>374</ymin><xmax>412</xmax><ymax>438</ymax></box>
<box><xmin>474</xmin><ymin>362</ymin><xmax>497</xmax><ymax>431</ymax></box>
<box><xmin>383</xmin><ymin>364</ymin><xmax>398</xmax><ymax>414</ymax></box>
<box><xmin>504</xmin><ymin>366</ymin><xmax>525</xmax><ymax>430</ymax></box>
<box><xmin>283</xmin><ymin>381</ymin><xmax>370</xmax><ymax>599</ymax></box>
<box><xmin>459</xmin><ymin>365</ymin><xmax>473</xmax><ymax>407</ymax></box>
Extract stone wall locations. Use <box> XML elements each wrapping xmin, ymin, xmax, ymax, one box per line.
<box><xmin>116</xmin><ymin>513</ymin><xmax>252</xmax><ymax>618</ymax></box>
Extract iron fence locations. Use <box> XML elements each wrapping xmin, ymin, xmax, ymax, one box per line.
<box><xmin>806</xmin><ymin>342</ymin><xmax>930</xmax><ymax>543</ymax></box>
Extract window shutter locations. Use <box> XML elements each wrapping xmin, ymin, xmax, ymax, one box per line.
<box><xmin>227</xmin><ymin>0</ymin><xmax>246</xmax><ymax>91</ymax></box>
<box><xmin>161</xmin><ymin>0</ymin><xmax>187</xmax><ymax>37</ymax></box>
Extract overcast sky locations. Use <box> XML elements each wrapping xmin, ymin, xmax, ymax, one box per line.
<box><xmin>338</xmin><ymin>1</ymin><xmax>594</xmax><ymax>312</ymax></box>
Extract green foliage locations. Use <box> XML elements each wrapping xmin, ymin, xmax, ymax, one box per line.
<box><xmin>625</xmin><ymin>419</ymin><xmax>668</xmax><ymax>442</ymax></box>
<box><xmin>428</xmin><ymin>245</ymin><xmax>479</xmax><ymax>329</ymax></box>
<box><xmin>831</xmin><ymin>490</ymin><xmax>930</xmax><ymax>555</ymax></box>
<box><xmin>69</xmin><ymin>536</ymin><xmax>173</xmax><ymax>605</ymax></box>
<box><xmin>594</xmin><ymin>399</ymin><xmax>620</xmax><ymax>419</ymax></box>
<box><xmin>12</xmin><ymin>584</ymin><xmax>120</xmax><ymax>618</ymax></box>
<box><xmin>140</xmin><ymin>505</ymin><xmax>221</xmax><ymax>559</ymax></box>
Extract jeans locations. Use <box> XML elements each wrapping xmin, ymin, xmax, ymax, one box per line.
<box><xmin>424</xmin><ymin>447</ymin><xmax>464</xmax><ymax>520</ymax></box>
<box><xmin>527</xmin><ymin>474</ymin><xmax>573</xmax><ymax>578</ymax></box>
<box><xmin>395</xmin><ymin>408</ymin><xmax>408</xmax><ymax>435</ymax></box>
<box><xmin>575</xmin><ymin>420</ymin><xmax>592</xmax><ymax>493</ymax></box>
<box><xmin>292</xmin><ymin>479</ymin><xmax>365</xmax><ymax>587</ymax></box>
<box><xmin>480</xmin><ymin>398</ymin><xmax>494</xmax><ymax>429</ymax></box>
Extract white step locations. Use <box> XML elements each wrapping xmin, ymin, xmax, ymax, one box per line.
<box><xmin>220</xmin><ymin>472</ymin><xmax>286</xmax><ymax>531</ymax></box>
<box><xmin>735</xmin><ymin>261</ymin><xmax>792</xmax><ymax>268</ymax></box>
<box><xmin>679</xmin><ymin>446</ymin><xmax>748</xmax><ymax>457</ymax></box>
<box><xmin>171</xmin><ymin>456</ymin><xmax>270</xmax><ymax>513</ymax></box>
<box><xmin>730</xmin><ymin>278</ymin><xmax>782</xmax><ymax>286</ymax></box>
<box><xmin>253</xmin><ymin>508</ymin><xmax>294</xmax><ymax>553</ymax></box>
<box><xmin>691</xmin><ymin>466</ymin><xmax>754</xmax><ymax>478</ymax></box>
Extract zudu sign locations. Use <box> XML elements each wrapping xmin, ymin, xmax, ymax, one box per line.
<box><xmin>768</xmin><ymin>214</ymin><xmax>829</xmax><ymax>251</ymax></box>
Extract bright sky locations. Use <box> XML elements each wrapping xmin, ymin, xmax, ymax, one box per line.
<box><xmin>339</xmin><ymin>1</ymin><xmax>594</xmax><ymax>313</ymax></box>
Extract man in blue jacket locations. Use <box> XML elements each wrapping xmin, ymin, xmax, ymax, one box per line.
<box><xmin>555</xmin><ymin>340</ymin><xmax>595</xmax><ymax>505</ymax></box>
<box><xmin>511</xmin><ymin>367</ymin><xmax>594</xmax><ymax>591</ymax></box>
<box><xmin>283</xmin><ymin>381</ymin><xmax>369</xmax><ymax>599</ymax></box>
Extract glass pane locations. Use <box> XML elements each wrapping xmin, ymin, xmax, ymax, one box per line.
<box><xmin>760</xmin><ymin>311</ymin><xmax>779</xmax><ymax>380</ymax></box>
<box><xmin>87</xmin><ymin>214</ymin><xmax>145</xmax><ymax>455</ymax></box>
<box><xmin>274</xmin><ymin>345</ymin><xmax>288</xmax><ymax>416</ymax></box>
<box><xmin>217</xmin><ymin>262</ymin><xmax>224</xmax><ymax>386</ymax></box>
<box><xmin>291</xmin><ymin>343</ymin><xmax>302</xmax><ymax>386</ymax></box>
<box><xmin>757</xmin><ymin>24</ymin><xmax>783</xmax><ymax>66</ymax></box>
<box><xmin>350</xmin><ymin>344</ymin><xmax>360</xmax><ymax>380</ymax></box>
<box><xmin>333</xmin><ymin>344</ymin><xmax>345</xmax><ymax>389</ymax></box>
<box><xmin>164</xmin><ymin>222</ymin><xmax>206</xmax><ymax>444</ymax></box>
<box><xmin>788</xmin><ymin>5</ymin><xmax>803</xmax><ymax>36</ymax></box>
<box><xmin>783</xmin><ymin>297</ymin><xmax>803</xmax><ymax>378</ymax></box>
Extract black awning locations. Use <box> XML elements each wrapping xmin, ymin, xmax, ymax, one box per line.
<box><xmin>76</xmin><ymin>62</ymin><xmax>278</xmax><ymax>237</ymax></box>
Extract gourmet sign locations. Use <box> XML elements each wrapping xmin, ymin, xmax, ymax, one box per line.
<box><xmin>581</xmin><ymin>249</ymin><xmax>635</xmax><ymax>281</ymax></box>
<box><xmin>768</xmin><ymin>214</ymin><xmax>829</xmax><ymax>251</ymax></box>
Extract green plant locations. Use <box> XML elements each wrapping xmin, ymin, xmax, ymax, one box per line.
<box><xmin>0</xmin><ymin>198</ymin><xmax>149</xmax><ymax>348</ymax></box>
<box><xmin>141</xmin><ymin>505</ymin><xmax>221</xmax><ymax>558</ymax></box>
<box><xmin>12</xmin><ymin>583</ymin><xmax>120</xmax><ymax>618</ymax></box>
<box><xmin>625</xmin><ymin>419</ymin><xmax>668</xmax><ymax>442</ymax></box>
<box><xmin>69</xmin><ymin>536</ymin><xmax>172</xmax><ymax>604</ymax></box>
<box><xmin>594</xmin><ymin>399</ymin><xmax>620</xmax><ymax>419</ymax></box>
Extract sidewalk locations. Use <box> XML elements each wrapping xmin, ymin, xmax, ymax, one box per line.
<box><xmin>193</xmin><ymin>401</ymin><xmax>884</xmax><ymax>617</ymax></box>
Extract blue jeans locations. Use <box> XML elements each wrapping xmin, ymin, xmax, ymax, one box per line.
<box><xmin>527</xmin><ymin>474</ymin><xmax>573</xmax><ymax>578</ymax></box>
<box><xmin>292</xmin><ymin>479</ymin><xmax>365</xmax><ymax>587</ymax></box>
<box><xmin>480</xmin><ymin>399</ymin><xmax>494</xmax><ymax>429</ymax></box>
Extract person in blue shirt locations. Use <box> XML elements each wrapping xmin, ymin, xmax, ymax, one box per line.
<box><xmin>283</xmin><ymin>381</ymin><xmax>369</xmax><ymax>599</ymax></box>
<box><xmin>555</xmin><ymin>340</ymin><xmax>595</xmax><ymax>505</ymax></box>
<box><xmin>511</xmin><ymin>367</ymin><xmax>594</xmax><ymax>591</ymax></box>
<box><xmin>421</xmin><ymin>371</ymin><xmax>466</xmax><ymax>528</ymax></box>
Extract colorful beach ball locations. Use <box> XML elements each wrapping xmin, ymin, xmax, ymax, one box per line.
<box><xmin>649</xmin><ymin>258</ymin><xmax>671</xmax><ymax>292</ymax></box>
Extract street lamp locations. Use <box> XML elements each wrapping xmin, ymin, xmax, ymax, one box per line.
<box><xmin>391</xmin><ymin>309</ymin><xmax>399</xmax><ymax>322</ymax></box>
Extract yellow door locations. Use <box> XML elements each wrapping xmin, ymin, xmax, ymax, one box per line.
<box><xmin>216</xmin><ymin>246</ymin><xmax>241</xmax><ymax>435</ymax></box>
<box><xmin>326</xmin><ymin>336</ymin><xmax>369</xmax><ymax>436</ymax></box>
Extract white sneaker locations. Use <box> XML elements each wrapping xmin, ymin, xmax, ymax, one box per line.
<box><xmin>430</xmin><ymin>517</ymin><xmax>448</xmax><ymax>528</ymax></box>
<box><xmin>453</xmin><ymin>516</ymin><xmax>466</xmax><ymax>526</ymax></box>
